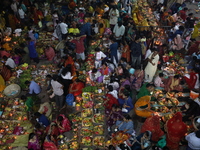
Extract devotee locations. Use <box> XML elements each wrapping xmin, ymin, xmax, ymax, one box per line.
<box><xmin>26</xmin><ymin>37</ymin><xmax>39</xmax><ymax>64</ymax></box>
<box><xmin>25</xmin><ymin>80</ymin><xmax>41</xmax><ymax>95</ymax></box>
<box><xmin>137</xmin><ymin>83</ymin><xmax>155</xmax><ymax>99</ymax></box>
<box><xmin>28</xmin><ymin>132</ymin><xmax>41</xmax><ymax>150</ymax></box>
<box><xmin>3</xmin><ymin>55</ymin><xmax>16</xmax><ymax>69</ymax></box>
<box><xmin>109</xmin><ymin>37</ymin><xmax>118</xmax><ymax>65</ymax></box>
<box><xmin>113</xmin><ymin>21</ymin><xmax>125</xmax><ymax>45</ymax></box>
<box><xmin>154</xmin><ymin>72</ymin><xmax>165</xmax><ymax>89</ymax></box>
<box><xmin>34</xmin><ymin>112</ymin><xmax>50</xmax><ymax>127</ymax></box>
<box><xmin>44</xmin><ymin>45</ymin><xmax>55</xmax><ymax>61</ymax></box>
<box><xmin>186</xmin><ymin>130</ymin><xmax>200</xmax><ymax>150</ymax></box>
<box><xmin>55</xmin><ymin>114</ymin><xmax>71</xmax><ymax>134</ymax></box>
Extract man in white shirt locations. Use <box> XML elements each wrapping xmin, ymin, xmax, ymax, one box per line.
<box><xmin>154</xmin><ymin>73</ymin><xmax>165</xmax><ymax>89</ymax></box>
<box><xmin>50</xmin><ymin>75</ymin><xmax>64</xmax><ymax>109</ymax></box>
<box><xmin>113</xmin><ymin>21</ymin><xmax>125</xmax><ymax>42</ymax></box>
<box><xmin>18</xmin><ymin>6</ymin><xmax>25</xmax><ymax>19</ymax></box>
<box><xmin>3</xmin><ymin>56</ymin><xmax>16</xmax><ymax>69</ymax></box>
<box><xmin>186</xmin><ymin>130</ymin><xmax>200</xmax><ymax>150</ymax></box>
<box><xmin>59</xmin><ymin>21</ymin><xmax>68</xmax><ymax>40</ymax></box>
<box><xmin>95</xmin><ymin>47</ymin><xmax>107</xmax><ymax>69</ymax></box>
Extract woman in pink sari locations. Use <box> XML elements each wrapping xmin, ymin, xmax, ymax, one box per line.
<box><xmin>45</xmin><ymin>45</ymin><xmax>55</xmax><ymax>61</ymax></box>
<box><xmin>56</xmin><ymin>114</ymin><xmax>71</xmax><ymax>134</ymax></box>
<box><xmin>130</xmin><ymin>67</ymin><xmax>144</xmax><ymax>91</ymax></box>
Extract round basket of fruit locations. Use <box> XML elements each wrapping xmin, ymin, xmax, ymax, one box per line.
<box><xmin>81</xmin><ymin>136</ymin><xmax>92</xmax><ymax>146</ymax></box>
<box><xmin>93</xmin><ymin>125</ymin><xmax>104</xmax><ymax>135</ymax></box>
<box><xmin>93</xmin><ymin>136</ymin><xmax>105</xmax><ymax>148</ymax></box>
<box><xmin>93</xmin><ymin>114</ymin><xmax>104</xmax><ymax>124</ymax></box>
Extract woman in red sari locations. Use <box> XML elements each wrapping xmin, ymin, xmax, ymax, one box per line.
<box><xmin>69</xmin><ymin>79</ymin><xmax>85</xmax><ymax>97</ymax></box>
<box><xmin>141</xmin><ymin>115</ymin><xmax>164</xmax><ymax>142</ymax></box>
<box><xmin>45</xmin><ymin>45</ymin><xmax>55</xmax><ymax>61</ymax></box>
<box><xmin>165</xmin><ymin>112</ymin><xmax>187</xmax><ymax>150</ymax></box>
<box><xmin>43</xmin><ymin>135</ymin><xmax>58</xmax><ymax>150</ymax></box>
<box><xmin>56</xmin><ymin>114</ymin><xmax>71</xmax><ymax>134</ymax></box>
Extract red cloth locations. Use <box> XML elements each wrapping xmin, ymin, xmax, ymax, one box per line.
<box><xmin>56</xmin><ymin>114</ymin><xmax>71</xmax><ymax>133</ymax></box>
<box><xmin>0</xmin><ymin>51</ymin><xmax>10</xmax><ymax>58</ymax></box>
<box><xmin>43</xmin><ymin>141</ymin><xmax>58</xmax><ymax>150</ymax></box>
<box><xmin>187</xmin><ymin>41</ymin><xmax>200</xmax><ymax>55</ymax></box>
<box><xmin>141</xmin><ymin>115</ymin><xmax>164</xmax><ymax>142</ymax></box>
<box><xmin>69</xmin><ymin>82</ymin><xmax>85</xmax><ymax>96</ymax></box>
<box><xmin>184</xmin><ymin>72</ymin><xmax>198</xmax><ymax>90</ymax></box>
<box><xmin>166</xmin><ymin>112</ymin><xmax>187</xmax><ymax>150</ymax></box>
<box><xmin>104</xmin><ymin>94</ymin><xmax>119</xmax><ymax>110</ymax></box>
<box><xmin>46</xmin><ymin>124</ymin><xmax>60</xmax><ymax>137</ymax></box>
<box><xmin>1</xmin><ymin>65</ymin><xmax>12</xmax><ymax>81</ymax></box>
<box><xmin>179</xmin><ymin>10</ymin><xmax>187</xmax><ymax>21</ymax></box>
<box><xmin>71</xmin><ymin>37</ymin><xmax>86</xmax><ymax>53</ymax></box>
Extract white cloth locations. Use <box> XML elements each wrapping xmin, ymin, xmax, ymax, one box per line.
<box><xmin>51</xmin><ymin>80</ymin><xmax>64</xmax><ymax>96</ymax></box>
<box><xmin>109</xmin><ymin>8</ymin><xmax>119</xmax><ymax>25</ymax></box>
<box><xmin>11</xmin><ymin>2</ymin><xmax>18</xmax><ymax>13</ymax></box>
<box><xmin>108</xmin><ymin>90</ymin><xmax>118</xmax><ymax>99</ymax></box>
<box><xmin>144</xmin><ymin>53</ymin><xmax>159</xmax><ymax>82</ymax></box>
<box><xmin>194</xmin><ymin>74</ymin><xmax>199</xmax><ymax>89</ymax></box>
<box><xmin>145</xmin><ymin>49</ymin><xmax>151</xmax><ymax>59</ymax></box>
<box><xmin>61</xmin><ymin>72</ymin><xmax>73</xmax><ymax>80</ymax></box>
<box><xmin>186</xmin><ymin>132</ymin><xmax>200</xmax><ymax>149</ymax></box>
<box><xmin>95</xmin><ymin>51</ymin><xmax>106</xmax><ymax>60</ymax></box>
<box><xmin>88</xmin><ymin>70</ymin><xmax>101</xmax><ymax>81</ymax></box>
<box><xmin>109</xmin><ymin>82</ymin><xmax>119</xmax><ymax>90</ymax></box>
<box><xmin>154</xmin><ymin>76</ymin><xmax>163</xmax><ymax>87</ymax></box>
<box><xmin>194</xmin><ymin>98</ymin><xmax>200</xmax><ymax>106</ymax></box>
<box><xmin>18</xmin><ymin>8</ymin><xmax>25</xmax><ymax>19</ymax></box>
<box><xmin>59</xmin><ymin>22</ymin><xmax>68</xmax><ymax>34</ymax></box>
<box><xmin>113</xmin><ymin>25</ymin><xmax>125</xmax><ymax>40</ymax></box>
<box><xmin>157</xmin><ymin>0</ymin><xmax>164</xmax><ymax>4</ymax></box>
<box><xmin>5</xmin><ymin>58</ymin><xmax>16</xmax><ymax>68</ymax></box>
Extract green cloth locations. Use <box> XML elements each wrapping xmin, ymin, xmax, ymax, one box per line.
<box><xmin>137</xmin><ymin>83</ymin><xmax>151</xmax><ymax>99</ymax></box>
<box><xmin>25</xmin><ymin>97</ymin><xmax>33</xmax><ymax>111</ymax></box>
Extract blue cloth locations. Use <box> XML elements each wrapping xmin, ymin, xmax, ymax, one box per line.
<box><xmin>80</xmin><ymin>22</ymin><xmax>91</xmax><ymax>36</ymax></box>
<box><xmin>28</xmin><ymin>41</ymin><xmax>38</xmax><ymax>58</ymax></box>
<box><xmin>118</xmin><ymin>96</ymin><xmax>133</xmax><ymax>112</ymax></box>
<box><xmin>110</xmin><ymin>42</ymin><xmax>118</xmax><ymax>63</ymax></box>
<box><xmin>130</xmin><ymin>41</ymin><xmax>142</xmax><ymax>57</ymax></box>
<box><xmin>39</xmin><ymin>114</ymin><xmax>50</xmax><ymax>127</ymax></box>
<box><xmin>116</xmin><ymin>120</ymin><xmax>134</xmax><ymax>135</ymax></box>
<box><xmin>29</xmin><ymin>81</ymin><xmax>41</xmax><ymax>94</ymax></box>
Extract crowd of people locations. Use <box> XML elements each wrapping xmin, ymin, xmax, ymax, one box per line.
<box><xmin>0</xmin><ymin>0</ymin><xmax>200</xmax><ymax>150</ymax></box>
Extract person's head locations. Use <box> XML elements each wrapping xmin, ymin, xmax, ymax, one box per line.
<box><xmin>102</xmin><ymin>63</ymin><xmax>108</xmax><ymax>69</ymax></box>
<box><xmin>92</xmin><ymin>68</ymin><xmax>98</xmax><ymax>73</ymax></box>
<box><xmin>95</xmin><ymin>47</ymin><xmax>101</xmax><ymax>52</ymax></box>
<box><xmin>46</xmin><ymin>74</ymin><xmax>52</xmax><ymax>80</ymax></box>
<box><xmin>135</xmin><ymin>36</ymin><xmax>141</xmax><ymax>42</ymax></box>
<box><xmin>29</xmin><ymin>133</ymin><xmax>36</xmax><ymax>141</ymax></box>
<box><xmin>174</xmin><ymin>74</ymin><xmax>180</xmax><ymax>79</ymax></box>
<box><xmin>34</xmin><ymin>112</ymin><xmax>42</xmax><ymax>118</ymax></box>
<box><xmin>62</xmin><ymin>66</ymin><xmax>71</xmax><ymax>75</ymax></box>
<box><xmin>123</xmin><ymin>113</ymin><xmax>131</xmax><ymax>121</ymax></box>
<box><xmin>188</xmin><ymin>13</ymin><xmax>193</xmax><ymax>17</ymax></box>
<box><xmin>57</xmin><ymin>115</ymin><xmax>64</xmax><ymax>122</ymax></box>
<box><xmin>21</xmin><ymin>95</ymin><xmax>27</xmax><ymax>101</ymax></box>
<box><xmin>143</xmin><ymin>130</ymin><xmax>151</xmax><ymax>139</ymax></box>
<box><xmin>179</xmin><ymin>26</ymin><xmax>185</xmax><ymax>31</ymax></box>
<box><xmin>183</xmin><ymin>7</ymin><xmax>188</xmax><ymax>11</ymax></box>
<box><xmin>118</xmin><ymin>21</ymin><xmax>123</xmax><ymax>27</ymax></box>
<box><xmin>195</xmin><ymin>130</ymin><xmax>200</xmax><ymax>138</ymax></box>
<box><xmin>146</xmin><ymin>83</ymin><xmax>155</xmax><ymax>92</ymax></box>
<box><xmin>118</xmin><ymin>64</ymin><xmax>123</xmax><ymax>69</ymax></box>
<box><xmin>2</xmin><ymin>56</ymin><xmax>8</xmax><ymax>61</ymax></box>
<box><xmin>35</xmin><ymin>123</ymin><xmax>42</xmax><ymax>129</ymax></box>
<box><xmin>52</xmin><ymin>74</ymin><xmax>58</xmax><ymax>81</ymax></box>
<box><xmin>159</xmin><ymin>73</ymin><xmax>164</xmax><ymax>78</ymax></box>
<box><xmin>111</xmin><ymin>104</ymin><xmax>118</xmax><ymax>111</ymax></box>
<box><xmin>25</xmin><ymin>80</ymin><xmax>30</xmax><ymax>86</ymax></box>
<box><xmin>122</xmin><ymin>90</ymin><xmax>130</xmax><ymax>99</ymax></box>
<box><xmin>107</xmin><ymin>85</ymin><xmax>113</xmax><ymax>92</ymax></box>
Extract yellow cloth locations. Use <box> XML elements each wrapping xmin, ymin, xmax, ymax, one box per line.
<box><xmin>0</xmin><ymin>75</ymin><xmax>5</xmax><ymax>92</ymax></box>
<box><xmin>10</xmin><ymin>134</ymin><xmax>29</xmax><ymax>147</ymax></box>
<box><xmin>68</xmin><ymin>28</ymin><xmax>80</xmax><ymax>35</ymax></box>
<box><xmin>134</xmin><ymin>96</ymin><xmax>154</xmax><ymax>118</ymax></box>
<box><xmin>192</xmin><ymin>22</ymin><xmax>200</xmax><ymax>39</ymax></box>
<box><xmin>170</xmin><ymin>78</ymin><xmax>179</xmax><ymax>90</ymax></box>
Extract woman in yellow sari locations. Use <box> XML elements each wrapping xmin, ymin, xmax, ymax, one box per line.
<box><xmin>134</xmin><ymin>96</ymin><xmax>154</xmax><ymax>118</ymax></box>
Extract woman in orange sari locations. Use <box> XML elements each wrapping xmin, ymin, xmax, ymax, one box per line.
<box><xmin>121</xmin><ymin>40</ymin><xmax>130</xmax><ymax>63</ymax></box>
<box><xmin>141</xmin><ymin>115</ymin><xmax>164</xmax><ymax>142</ymax></box>
<box><xmin>164</xmin><ymin>75</ymin><xmax>183</xmax><ymax>92</ymax></box>
<box><xmin>64</xmin><ymin>54</ymin><xmax>76</xmax><ymax>78</ymax></box>
<box><xmin>165</xmin><ymin>112</ymin><xmax>187</xmax><ymax>150</ymax></box>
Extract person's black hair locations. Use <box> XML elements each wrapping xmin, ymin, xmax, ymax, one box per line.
<box><xmin>19</xmin><ymin>43</ymin><xmax>26</xmax><ymax>48</ymax></box>
<box><xmin>102</xmin><ymin>63</ymin><xmax>108</xmax><ymax>67</ymax></box>
<box><xmin>21</xmin><ymin>95</ymin><xmax>27</xmax><ymax>100</ymax></box>
<box><xmin>107</xmin><ymin>85</ymin><xmax>113</xmax><ymax>92</ymax></box>
<box><xmin>123</xmin><ymin>90</ymin><xmax>130</xmax><ymax>97</ymax></box>
<box><xmin>99</xmin><ymin>23</ymin><xmax>104</xmax><ymax>28</ymax></box>
<box><xmin>183</xmin><ymin>7</ymin><xmax>188</xmax><ymax>11</ymax></box>
<box><xmin>179</xmin><ymin>26</ymin><xmax>185</xmax><ymax>31</ymax></box>
<box><xmin>2</xmin><ymin>56</ymin><xmax>8</xmax><ymax>60</ymax></box>
<box><xmin>57</xmin><ymin>116</ymin><xmax>64</xmax><ymax>121</ymax></box>
<box><xmin>146</xmin><ymin>83</ymin><xmax>155</xmax><ymax>88</ymax></box>
<box><xmin>124</xmin><ymin>84</ymin><xmax>131</xmax><ymax>92</ymax></box>
<box><xmin>144</xmin><ymin>131</ymin><xmax>151</xmax><ymax>138</ymax></box>
<box><xmin>195</xmin><ymin>130</ymin><xmax>200</xmax><ymax>138</ymax></box>
<box><xmin>34</xmin><ymin>112</ymin><xmax>41</xmax><ymax>117</ymax></box>
<box><xmin>108</xmin><ymin>145</ymin><xmax>115</xmax><ymax>150</ymax></box>
<box><xmin>92</xmin><ymin>68</ymin><xmax>98</xmax><ymax>73</ymax></box>
<box><xmin>135</xmin><ymin>36</ymin><xmax>141</xmax><ymax>41</ymax></box>
<box><xmin>52</xmin><ymin>74</ymin><xmax>58</xmax><ymax>81</ymax></box>
<box><xmin>188</xmin><ymin>13</ymin><xmax>193</xmax><ymax>16</ymax></box>
<box><xmin>35</xmin><ymin>123</ymin><xmax>42</xmax><ymax>129</ymax></box>
<box><xmin>61</xmin><ymin>66</ymin><xmax>71</xmax><ymax>76</ymax></box>
<box><xmin>28</xmin><ymin>133</ymin><xmax>36</xmax><ymax>140</ymax></box>
<box><xmin>159</xmin><ymin>73</ymin><xmax>164</xmax><ymax>77</ymax></box>
<box><xmin>111</xmin><ymin>103</ymin><xmax>119</xmax><ymax>109</ymax></box>
<box><xmin>25</xmin><ymin>80</ymin><xmax>30</xmax><ymax>85</ymax></box>
<box><xmin>46</xmin><ymin>74</ymin><xmax>52</xmax><ymax>78</ymax></box>
<box><xmin>174</xmin><ymin>74</ymin><xmax>180</xmax><ymax>79</ymax></box>
<box><xmin>123</xmin><ymin>113</ymin><xmax>131</xmax><ymax>120</ymax></box>
<box><xmin>162</xmin><ymin>146</ymin><xmax>169</xmax><ymax>150</ymax></box>
<box><xmin>120</xmin><ymin>57</ymin><xmax>127</xmax><ymax>62</ymax></box>
<box><xmin>95</xmin><ymin>47</ymin><xmax>101</xmax><ymax>52</ymax></box>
